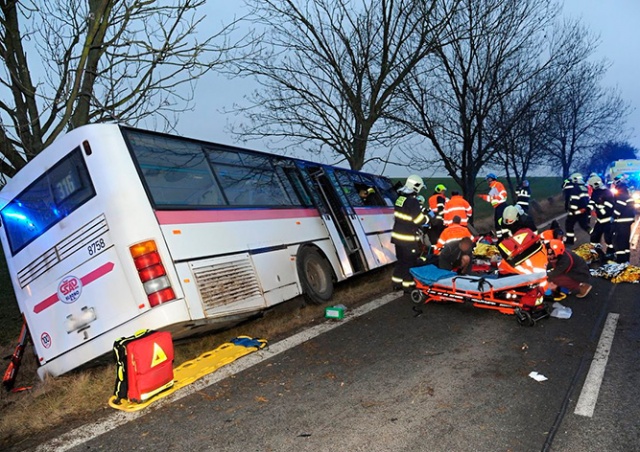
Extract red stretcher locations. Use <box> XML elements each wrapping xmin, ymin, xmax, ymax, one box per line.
<box><xmin>409</xmin><ymin>265</ymin><xmax>550</xmax><ymax>326</ymax></box>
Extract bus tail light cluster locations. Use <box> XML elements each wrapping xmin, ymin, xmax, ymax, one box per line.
<box><xmin>130</xmin><ymin>240</ymin><xmax>176</xmax><ymax>307</ymax></box>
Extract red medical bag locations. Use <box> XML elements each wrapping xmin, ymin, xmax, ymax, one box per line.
<box><xmin>113</xmin><ymin>330</ymin><xmax>174</xmax><ymax>403</ymax></box>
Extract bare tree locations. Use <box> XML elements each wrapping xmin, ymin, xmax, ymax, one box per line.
<box><xmin>226</xmin><ymin>0</ymin><xmax>459</xmax><ymax>170</ymax></box>
<box><xmin>0</xmin><ymin>0</ymin><xmax>240</xmax><ymax>182</ymax></box>
<box><xmin>540</xmin><ymin>59</ymin><xmax>630</xmax><ymax>179</ymax></box>
<box><xmin>579</xmin><ymin>141</ymin><xmax>638</xmax><ymax>176</ymax></box>
<box><xmin>392</xmin><ymin>0</ymin><xmax>592</xmax><ymax>204</ymax></box>
<box><xmin>492</xmin><ymin>102</ymin><xmax>549</xmax><ymax>196</ymax></box>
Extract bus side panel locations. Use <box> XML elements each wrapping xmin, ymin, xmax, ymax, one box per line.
<box><xmin>157</xmin><ymin>209</ymin><xmax>351</xmax><ymax>305</ymax></box>
<box><xmin>156</xmin><ymin>210</ymin><xmax>329</xmax><ymax>262</ymax></box>
<box><xmin>251</xmin><ymin>247</ymin><xmax>300</xmax><ymax>307</ymax></box>
<box><xmin>368</xmin><ymin>232</ymin><xmax>396</xmax><ymax>266</ymax></box>
<box><xmin>353</xmin><ymin>207</ymin><xmax>396</xmax><ymax>267</ymax></box>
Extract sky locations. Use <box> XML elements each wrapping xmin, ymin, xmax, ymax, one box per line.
<box><xmin>175</xmin><ymin>0</ymin><xmax>640</xmax><ymax>176</ymax></box>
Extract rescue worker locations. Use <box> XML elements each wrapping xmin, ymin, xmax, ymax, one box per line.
<box><xmin>612</xmin><ymin>179</ymin><xmax>636</xmax><ymax>263</ymax></box>
<box><xmin>587</xmin><ymin>172</ymin><xmax>599</xmax><ymax>197</ymax></box>
<box><xmin>434</xmin><ymin>215</ymin><xmax>474</xmax><ymax>255</ymax></box>
<box><xmin>416</xmin><ymin>194</ymin><xmax>432</xmax><ymax>249</ymax></box>
<box><xmin>358</xmin><ymin>186</ymin><xmax>375</xmax><ymax>205</ymax></box>
<box><xmin>499</xmin><ymin>205</ymin><xmax>538</xmax><ymax>237</ymax></box>
<box><xmin>546</xmin><ymin>239</ymin><xmax>592</xmax><ymax>298</ymax></box>
<box><xmin>443</xmin><ymin>190</ymin><xmax>473</xmax><ymax>227</ymax></box>
<box><xmin>438</xmin><ymin>236</ymin><xmax>474</xmax><ymax>275</ymax></box>
<box><xmin>564</xmin><ymin>172</ymin><xmax>591</xmax><ymax>245</ymax></box>
<box><xmin>515</xmin><ymin>180</ymin><xmax>531</xmax><ymax>213</ymax></box>
<box><xmin>479</xmin><ymin>173</ymin><xmax>508</xmax><ymax>238</ymax></box>
<box><xmin>426</xmin><ymin>184</ymin><xmax>448</xmax><ymax>250</ymax></box>
<box><xmin>587</xmin><ymin>174</ymin><xmax>615</xmax><ymax>255</ymax></box>
<box><xmin>540</xmin><ymin>227</ymin><xmax>563</xmax><ymax>246</ymax></box>
<box><xmin>391</xmin><ymin>175</ymin><xmax>427</xmax><ymax>291</ymax></box>
<box><xmin>562</xmin><ymin>178</ymin><xmax>573</xmax><ymax>212</ymax></box>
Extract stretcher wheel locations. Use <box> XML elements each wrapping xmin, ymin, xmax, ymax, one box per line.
<box><xmin>410</xmin><ymin>289</ymin><xmax>426</xmax><ymax>304</ymax></box>
<box><xmin>515</xmin><ymin>308</ymin><xmax>535</xmax><ymax>327</ymax></box>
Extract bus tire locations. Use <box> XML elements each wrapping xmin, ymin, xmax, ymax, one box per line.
<box><xmin>297</xmin><ymin>247</ymin><xmax>334</xmax><ymax>305</ymax></box>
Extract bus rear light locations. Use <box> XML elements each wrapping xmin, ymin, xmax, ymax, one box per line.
<box><xmin>143</xmin><ymin>275</ymin><xmax>172</xmax><ymax>294</ymax></box>
<box><xmin>138</xmin><ymin>263</ymin><xmax>166</xmax><ymax>281</ymax></box>
<box><xmin>148</xmin><ymin>288</ymin><xmax>176</xmax><ymax>307</ymax></box>
<box><xmin>130</xmin><ymin>240</ymin><xmax>176</xmax><ymax>307</ymax></box>
<box><xmin>130</xmin><ymin>240</ymin><xmax>158</xmax><ymax>258</ymax></box>
<box><xmin>133</xmin><ymin>251</ymin><xmax>161</xmax><ymax>270</ymax></box>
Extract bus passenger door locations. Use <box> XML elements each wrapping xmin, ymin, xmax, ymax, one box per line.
<box><xmin>297</xmin><ymin>165</ymin><xmax>368</xmax><ymax>276</ymax></box>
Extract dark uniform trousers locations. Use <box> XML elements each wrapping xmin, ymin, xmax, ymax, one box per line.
<box><xmin>392</xmin><ymin>243</ymin><xmax>421</xmax><ymax>289</ymax></box>
<box><xmin>613</xmin><ymin>222</ymin><xmax>632</xmax><ymax>263</ymax></box>
<box><xmin>565</xmin><ymin>213</ymin><xmax>591</xmax><ymax>245</ymax></box>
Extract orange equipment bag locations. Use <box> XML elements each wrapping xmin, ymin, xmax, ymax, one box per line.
<box><xmin>498</xmin><ymin>229</ymin><xmax>542</xmax><ymax>266</ymax></box>
<box><xmin>498</xmin><ymin>228</ymin><xmax>548</xmax><ymax>275</ymax></box>
<box><xmin>113</xmin><ymin>330</ymin><xmax>174</xmax><ymax>404</ymax></box>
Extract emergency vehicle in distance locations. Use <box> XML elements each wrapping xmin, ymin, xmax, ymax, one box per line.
<box><xmin>605</xmin><ymin>159</ymin><xmax>640</xmax><ymax>210</ymax></box>
<box><xmin>0</xmin><ymin>124</ymin><xmax>398</xmax><ymax>379</ymax></box>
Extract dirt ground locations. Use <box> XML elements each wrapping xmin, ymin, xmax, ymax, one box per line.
<box><xmin>1</xmin><ymin>194</ymin><xmax>637</xmax><ymax>450</ymax></box>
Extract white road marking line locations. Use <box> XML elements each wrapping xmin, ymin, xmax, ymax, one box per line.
<box><xmin>35</xmin><ymin>292</ymin><xmax>403</xmax><ymax>452</ymax></box>
<box><xmin>574</xmin><ymin>312</ymin><xmax>620</xmax><ymax>418</ymax></box>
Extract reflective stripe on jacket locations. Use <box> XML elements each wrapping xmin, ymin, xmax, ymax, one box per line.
<box><xmin>392</xmin><ymin>195</ymin><xmax>426</xmax><ymax>243</ymax></box>
<box><xmin>434</xmin><ymin>223</ymin><xmax>473</xmax><ymax>254</ymax></box>
<box><xmin>443</xmin><ymin>195</ymin><xmax>473</xmax><ymax>226</ymax></box>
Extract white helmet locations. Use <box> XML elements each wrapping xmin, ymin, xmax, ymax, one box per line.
<box><xmin>404</xmin><ymin>174</ymin><xmax>424</xmax><ymax>193</ymax></box>
<box><xmin>503</xmin><ymin>205</ymin><xmax>520</xmax><ymax>225</ymax></box>
<box><xmin>570</xmin><ymin>172</ymin><xmax>583</xmax><ymax>183</ymax></box>
<box><xmin>588</xmin><ymin>175</ymin><xmax>603</xmax><ymax>189</ymax></box>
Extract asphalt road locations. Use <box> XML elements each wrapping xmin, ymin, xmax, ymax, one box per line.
<box><xmin>26</xmin><ymin>224</ymin><xmax>640</xmax><ymax>452</ymax></box>
<box><xmin>36</xmin><ymin>277</ymin><xmax>639</xmax><ymax>451</ymax></box>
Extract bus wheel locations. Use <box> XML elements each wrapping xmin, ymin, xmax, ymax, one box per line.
<box><xmin>298</xmin><ymin>247</ymin><xmax>334</xmax><ymax>305</ymax></box>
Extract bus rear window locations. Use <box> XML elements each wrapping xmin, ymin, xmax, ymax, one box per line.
<box><xmin>1</xmin><ymin>147</ymin><xmax>95</xmax><ymax>255</ymax></box>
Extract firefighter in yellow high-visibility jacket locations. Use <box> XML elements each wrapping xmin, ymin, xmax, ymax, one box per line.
<box><xmin>391</xmin><ymin>175</ymin><xmax>427</xmax><ymax>292</ymax></box>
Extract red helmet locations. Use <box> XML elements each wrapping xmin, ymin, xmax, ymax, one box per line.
<box><xmin>547</xmin><ymin>239</ymin><xmax>565</xmax><ymax>257</ymax></box>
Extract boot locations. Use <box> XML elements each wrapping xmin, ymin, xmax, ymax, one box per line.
<box><xmin>576</xmin><ymin>283</ymin><xmax>592</xmax><ymax>298</ymax></box>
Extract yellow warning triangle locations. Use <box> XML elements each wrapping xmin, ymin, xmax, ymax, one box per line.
<box><xmin>513</xmin><ymin>232</ymin><xmax>528</xmax><ymax>245</ymax></box>
<box><xmin>151</xmin><ymin>342</ymin><xmax>168</xmax><ymax>367</ymax></box>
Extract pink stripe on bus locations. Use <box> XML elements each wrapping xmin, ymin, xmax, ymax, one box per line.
<box><xmin>353</xmin><ymin>207</ymin><xmax>394</xmax><ymax>215</ymax></box>
<box><xmin>33</xmin><ymin>262</ymin><xmax>115</xmax><ymax>314</ymax></box>
<box><xmin>155</xmin><ymin>208</ymin><xmax>320</xmax><ymax>225</ymax></box>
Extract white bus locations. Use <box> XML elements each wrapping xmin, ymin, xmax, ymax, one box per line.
<box><xmin>0</xmin><ymin>124</ymin><xmax>398</xmax><ymax>378</ymax></box>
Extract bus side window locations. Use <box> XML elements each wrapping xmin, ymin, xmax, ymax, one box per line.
<box><xmin>334</xmin><ymin>169</ymin><xmax>364</xmax><ymax>207</ymax></box>
<box><xmin>373</xmin><ymin>176</ymin><xmax>398</xmax><ymax>206</ymax></box>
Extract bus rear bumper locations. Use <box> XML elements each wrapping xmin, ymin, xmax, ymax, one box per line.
<box><xmin>36</xmin><ymin>299</ymin><xmax>192</xmax><ymax>380</ymax></box>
